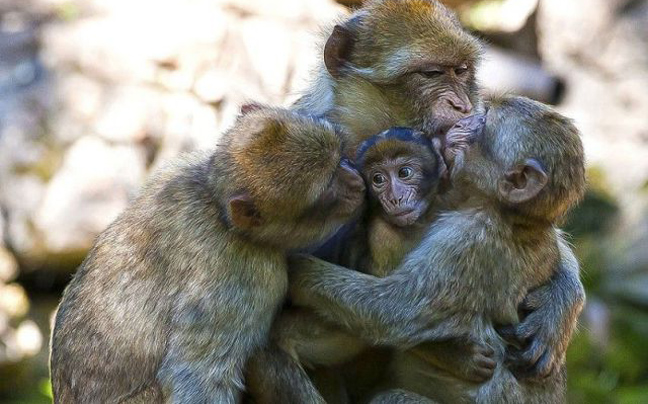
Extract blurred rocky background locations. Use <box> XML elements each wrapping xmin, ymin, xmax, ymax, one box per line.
<box><xmin>0</xmin><ymin>0</ymin><xmax>646</xmax><ymax>402</ymax></box>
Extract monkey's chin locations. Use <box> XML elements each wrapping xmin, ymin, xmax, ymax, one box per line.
<box><xmin>388</xmin><ymin>209</ymin><xmax>421</xmax><ymax>227</ymax></box>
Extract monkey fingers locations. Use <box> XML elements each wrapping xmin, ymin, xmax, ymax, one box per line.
<box><xmin>370</xmin><ymin>389</ymin><xmax>438</xmax><ymax>404</ymax></box>
<box><xmin>411</xmin><ymin>340</ymin><xmax>496</xmax><ymax>383</ymax></box>
<box><xmin>501</xmin><ymin>319</ymin><xmax>558</xmax><ymax>381</ymax></box>
<box><xmin>495</xmin><ymin>324</ymin><xmax>527</xmax><ymax>350</ymax></box>
<box><xmin>507</xmin><ymin>289</ymin><xmax>567</xmax><ymax>379</ymax></box>
<box><xmin>504</xmin><ymin>343</ymin><xmax>556</xmax><ymax>381</ymax></box>
<box><xmin>471</xmin><ymin>345</ymin><xmax>497</xmax><ymax>382</ymax></box>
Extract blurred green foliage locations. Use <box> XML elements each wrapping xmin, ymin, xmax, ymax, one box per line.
<box><xmin>564</xmin><ymin>168</ymin><xmax>648</xmax><ymax>404</ymax></box>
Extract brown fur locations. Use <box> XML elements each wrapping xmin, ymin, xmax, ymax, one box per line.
<box><xmin>253</xmin><ymin>0</ymin><xmax>584</xmax><ymax>400</ymax></box>
<box><xmin>293</xmin><ymin>0</ymin><xmax>483</xmax><ymax>151</ymax></box>
<box><xmin>247</xmin><ymin>129</ymin><xmax>495</xmax><ymax>404</ymax></box>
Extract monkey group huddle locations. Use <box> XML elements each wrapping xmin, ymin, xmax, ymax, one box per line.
<box><xmin>50</xmin><ymin>1</ymin><xmax>586</xmax><ymax>403</ymax></box>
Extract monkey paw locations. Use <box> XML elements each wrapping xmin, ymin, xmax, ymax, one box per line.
<box><xmin>415</xmin><ymin>340</ymin><xmax>496</xmax><ymax>383</ymax></box>
<box><xmin>497</xmin><ymin>289</ymin><xmax>564</xmax><ymax>380</ymax></box>
<box><xmin>463</xmin><ymin>343</ymin><xmax>497</xmax><ymax>383</ymax></box>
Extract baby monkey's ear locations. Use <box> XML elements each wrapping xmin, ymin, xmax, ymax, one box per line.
<box><xmin>498</xmin><ymin>159</ymin><xmax>548</xmax><ymax>204</ymax></box>
<box><xmin>229</xmin><ymin>193</ymin><xmax>262</xmax><ymax>229</ymax></box>
<box><xmin>431</xmin><ymin>137</ymin><xmax>449</xmax><ymax>180</ymax></box>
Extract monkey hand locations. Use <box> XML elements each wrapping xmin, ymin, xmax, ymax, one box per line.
<box><xmin>497</xmin><ymin>285</ymin><xmax>571</xmax><ymax>380</ymax></box>
<box><xmin>413</xmin><ymin>339</ymin><xmax>496</xmax><ymax>383</ymax></box>
<box><xmin>460</xmin><ymin>342</ymin><xmax>497</xmax><ymax>382</ymax></box>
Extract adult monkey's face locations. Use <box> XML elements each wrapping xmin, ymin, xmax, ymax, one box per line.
<box><xmin>324</xmin><ymin>0</ymin><xmax>483</xmax><ymax>147</ymax></box>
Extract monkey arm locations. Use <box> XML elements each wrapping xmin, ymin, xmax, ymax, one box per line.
<box><xmin>273</xmin><ymin>308</ymin><xmax>368</xmax><ymax>367</ymax></box>
<box><xmin>289</xmin><ymin>254</ymin><xmax>461</xmax><ymax>348</ymax></box>
<box><xmin>157</xmin><ymin>296</ymin><xmax>250</xmax><ymax>402</ymax></box>
<box><xmin>246</xmin><ymin>342</ymin><xmax>327</xmax><ymax>404</ymax></box>
<box><xmin>498</xmin><ymin>229</ymin><xmax>585</xmax><ymax>379</ymax></box>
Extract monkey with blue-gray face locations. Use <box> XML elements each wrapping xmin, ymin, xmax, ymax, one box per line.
<box><xmin>354</xmin><ymin>128</ymin><xmax>449</xmax><ymax>277</ymax></box>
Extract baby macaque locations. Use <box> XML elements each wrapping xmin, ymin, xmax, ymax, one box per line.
<box><xmin>290</xmin><ymin>95</ymin><xmax>586</xmax><ymax>403</ymax></box>
<box><xmin>354</xmin><ymin>127</ymin><xmax>447</xmax><ymax>276</ymax></box>
<box><xmin>50</xmin><ymin>107</ymin><xmax>365</xmax><ymax>403</ymax></box>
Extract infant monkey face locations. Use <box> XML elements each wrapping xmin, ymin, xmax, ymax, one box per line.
<box><xmin>368</xmin><ymin>156</ymin><xmax>431</xmax><ymax>227</ymax></box>
<box><xmin>355</xmin><ymin>127</ymin><xmax>443</xmax><ymax>228</ymax></box>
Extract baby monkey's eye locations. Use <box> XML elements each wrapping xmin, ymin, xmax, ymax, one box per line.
<box><xmin>398</xmin><ymin>167</ymin><xmax>413</xmax><ymax>179</ymax></box>
<box><xmin>372</xmin><ymin>173</ymin><xmax>386</xmax><ymax>185</ymax></box>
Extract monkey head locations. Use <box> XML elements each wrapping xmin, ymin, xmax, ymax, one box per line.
<box><xmin>324</xmin><ymin>0</ymin><xmax>483</xmax><ymax>144</ymax></box>
<box><xmin>223</xmin><ymin>108</ymin><xmax>366</xmax><ymax>249</ymax></box>
<box><xmin>446</xmin><ymin>95</ymin><xmax>586</xmax><ymax>223</ymax></box>
<box><xmin>355</xmin><ymin>127</ymin><xmax>446</xmax><ymax>227</ymax></box>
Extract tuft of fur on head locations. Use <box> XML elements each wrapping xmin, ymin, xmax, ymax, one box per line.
<box><xmin>355</xmin><ymin>127</ymin><xmax>443</xmax><ymax>193</ymax></box>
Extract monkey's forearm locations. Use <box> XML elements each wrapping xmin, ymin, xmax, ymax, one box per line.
<box><xmin>290</xmin><ymin>255</ymin><xmax>453</xmax><ymax>347</ymax></box>
<box><xmin>246</xmin><ymin>343</ymin><xmax>326</xmax><ymax>404</ymax></box>
<box><xmin>557</xmin><ymin>232</ymin><xmax>586</xmax><ymax>311</ymax></box>
<box><xmin>546</xmin><ymin>234</ymin><xmax>585</xmax><ymax>353</ymax></box>
<box><xmin>529</xmin><ymin>234</ymin><xmax>584</xmax><ymax>354</ymax></box>
<box><xmin>273</xmin><ymin>308</ymin><xmax>367</xmax><ymax>367</ymax></box>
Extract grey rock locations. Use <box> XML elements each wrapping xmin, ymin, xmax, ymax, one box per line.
<box><xmin>33</xmin><ymin>136</ymin><xmax>147</xmax><ymax>256</ymax></box>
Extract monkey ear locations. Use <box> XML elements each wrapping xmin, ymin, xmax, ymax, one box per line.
<box><xmin>229</xmin><ymin>194</ymin><xmax>262</xmax><ymax>229</ymax></box>
<box><xmin>498</xmin><ymin>159</ymin><xmax>548</xmax><ymax>205</ymax></box>
<box><xmin>240</xmin><ymin>103</ymin><xmax>264</xmax><ymax>115</ymax></box>
<box><xmin>324</xmin><ymin>14</ymin><xmax>363</xmax><ymax>77</ymax></box>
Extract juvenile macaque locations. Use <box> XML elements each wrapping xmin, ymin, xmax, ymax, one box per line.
<box><xmin>316</xmin><ymin>127</ymin><xmax>448</xmax><ymax>276</ymax></box>
<box><xmin>50</xmin><ymin>108</ymin><xmax>365</xmax><ymax>403</ymax></box>
<box><xmin>290</xmin><ymin>95</ymin><xmax>586</xmax><ymax>403</ymax></box>
<box><xmin>290</xmin><ymin>0</ymin><xmax>585</xmax><ymax>384</ymax></box>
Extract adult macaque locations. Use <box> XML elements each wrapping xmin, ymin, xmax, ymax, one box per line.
<box><xmin>290</xmin><ymin>95</ymin><xmax>586</xmax><ymax>403</ymax></box>
<box><xmin>50</xmin><ymin>108</ymin><xmax>365</xmax><ymax>403</ymax></box>
<box><xmin>286</xmin><ymin>0</ymin><xmax>584</xmax><ymax>384</ymax></box>
<box><xmin>294</xmin><ymin>0</ymin><xmax>481</xmax><ymax>151</ymax></box>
